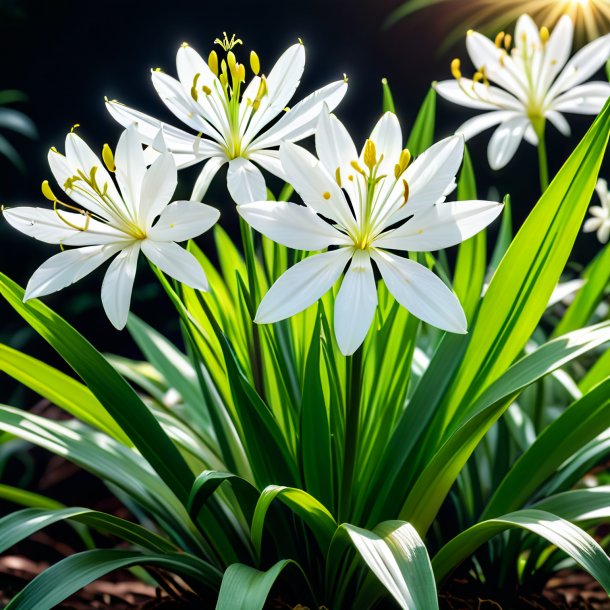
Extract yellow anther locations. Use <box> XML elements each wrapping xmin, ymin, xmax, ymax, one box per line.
<box><xmin>418</xmin><ymin>229</ymin><xmax>423</xmax><ymax>235</ymax></box>
<box><xmin>202</xmin><ymin>85</ymin><xmax>212</xmax><ymax>95</ymax></box>
<box><xmin>467</xmin><ymin>29</ymin><xmax>474</xmax><ymax>36</ymax></box>
<box><xmin>41</xmin><ymin>180</ymin><xmax>57</xmax><ymax>202</ymax></box>
<box><xmin>343</xmin><ymin>73</ymin><xmax>349</xmax><ymax>83</ymax></box>
<box><xmin>540</xmin><ymin>26</ymin><xmax>550</xmax><ymax>44</ymax></box>
<box><xmin>323</xmin><ymin>191</ymin><xmax>331</xmax><ymax>200</ymax></box>
<box><xmin>348</xmin><ymin>175</ymin><xmax>354</xmax><ymax>182</ymax></box>
<box><xmin>298</xmin><ymin>37</ymin><xmax>303</xmax><ymax>45</ymax></box>
<box><xmin>254</xmin><ymin>75</ymin><xmax>267</xmax><ymax>103</ymax></box>
<box><xmin>400</xmin><ymin>179</ymin><xmax>410</xmax><ymax>207</ymax></box>
<box><xmin>220</xmin><ymin>71</ymin><xmax>228</xmax><ymax>89</ymax></box>
<box><xmin>54</xmin><ymin>200</ymin><xmax>90</xmax><ymax>232</ymax></box>
<box><xmin>236</xmin><ymin>63</ymin><xmax>246</xmax><ymax>83</ymax></box>
<box><xmin>504</xmin><ymin>34</ymin><xmax>512</xmax><ymax>50</ymax></box>
<box><xmin>473</xmin><ymin>71</ymin><xmax>483</xmax><ymax>83</ymax></box>
<box><xmin>181</xmin><ymin>42</ymin><xmax>189</xmax><ymax>48</ymax></box>
<box><xmin>102</xmin><ymin>143</ymin><xmax>115</xmax><ymax>172</ymax></box>
<box><xmin>90</xmin><ymin>165</ymin><xmax>99</xmax><ymax>187</ymax></box>
<box><xmin>335</xmin><ymin>167</ymin><xmax>342</xmax><ymax>187</ymax></box>
<box><xmin>50</xmin><ymin>146</ymin><xmax>59</xmax><ymax>154</ymax></box>
<box><xmin>252</xmin><ymin>99</ymin><xmax>260</xmax><ymax>111</ymax></box>
<box><xmin>363</xmin><ymin>139</ymin><xmax>377</xmax><ymax>171</ymax></box>
<box><xmin>153</xmin><ymin>67</ymin><xmax>162</xmax><ymax>72</ymax></box>
<box><xmin>394</xmin><ymin>148</ymin><xmax>411</xmax><ymax>178</ymax></box>
<box><xmin>191</xmin><ymin>73</ymin><xmax>200</xmax><ymax>101</ymax></box>
<box><xmin>227</xmin><ymin>51</ymin><xmax>237</xmax><ymax>75</ymax></box>
<box><xmin>495</xmin><ymin>31</ymin><xmax>505</xmax><ymax>48</ymax></box>
<box><xmin>350</xmin><ymin>160</ymin><xmax>366</xmax><ymax>176</ymax></box>
<box><xmin>250</xmin><ymin>50</ymin><xmax>260</xmax><ymax>75</ymax></box>
<box><xmin>208</xmin><ymin>50</ymin><xmax>219</xmax><ymax>76</ymax></box>
<box><xmin>70</xmin><ymin>123</ymin><xmax>80</xmax><ymax>133</ymax></box>
<box><xmin>451</xmin><ymin>58</ymin><xmax>462</xmax><ymax>80</ymax></box>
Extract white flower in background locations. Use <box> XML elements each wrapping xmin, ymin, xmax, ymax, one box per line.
<box><xmin>435</xmin><ymin>14</ymin><xmax>610</xmax><ymax>169</ymax></box>
<box><xmin>238</xmin><ymin>110</ymin><xmax>503</xmax><ymax>355</ymax></box>
<box><xmin>2</xmin><ymin>125</ymin><xmax>219</xmax><ymax>329</ymax></box>
<box><xmin>584</xmin><ymin>178</ymin><xmax>610</xmax><ymax>243</ymax></box>
<box><xmin>106</xmin><ymin>33</ymin><xmax>348</xmax><ymax>204</ymax></box>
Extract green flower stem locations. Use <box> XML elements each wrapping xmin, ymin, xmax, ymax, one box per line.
<box><xmin>339</xmin><ymin>346</ymin><xmax>364</xmax><ymax>521</ymax></box>
<box><xmin>534</xmin><ymin>119</ymin><xmax>549</xmax><ymax>193</ymax></box>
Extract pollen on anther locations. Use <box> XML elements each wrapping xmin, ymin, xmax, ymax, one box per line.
<box><xmin>323</xmin><ymin>192</ymin><xmax>331</xmax><ymax>200</ymax></box>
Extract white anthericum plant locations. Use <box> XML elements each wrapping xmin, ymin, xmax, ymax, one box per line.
<box><xmin>2</xmin><ymin>125</ymin><xmax>219</xmax><ymax>329</ymax></box>
<box><xmin>584</xmin><ymin>178</ymin><xmax>610</xmax><ymax>243</ymax></box>
<box><xmin>435</xmin><ymin>14</ymin><xmax>610</xmax><ymax>169</ymax></box>
<box><xmin>106</xmin><ymin>34</ymin><xmax>348</xmax><ymax>205</ymax></box>
<box><xmin>238</xmin><ymin>110</ymin><xmax>503</xmax><ymax>355</ymax></box>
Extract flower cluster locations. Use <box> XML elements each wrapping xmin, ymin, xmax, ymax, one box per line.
<box><xmin>3</xmin><ymin>19</ymin><xmax>609</xmax><ymax>353</ymax></box>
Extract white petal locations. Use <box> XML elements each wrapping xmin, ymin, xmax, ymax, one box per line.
<box><xmin>598</xmin><ymin>222</ymin><xmax>610</xmax><ymax>244</ymax></box>
<box><xmin>191</xmin><ymin>156</ymin><xmax>226</xmax><ymax>201</ymax></box>
<box><xmin>106</xmin><ymin>100</ymin><xmax>223</xmax><ymax>168</ymax></box>
<box><xmin>237</xmin><ymin>200</ymin><xmax>350</xmax><ymax>250</ymax></box>
<box><xmin>551</xmin><ymin>82</ymin><xmax>610</xmax><ymax>114</ymax></box>
<box><xmin>596</xmin><ymin>178</ymin><xmax>609</xmax><ymax>205</ymax></box>
<box><xmin>149</xmin><ymin>200</ymin><xmax>220</xmax><ymax>242</ymax></box>
<box><xmin>3</xmin><ymin>207</ymin><xmax>128</xmax><ymax>246</ymax></box>
<box><xmin>249</xmin><ymin>80</ymin><xmax>348</xmax><ymax>149</ymax></box>
<box><xmin>248</xmin><ymin>150</ymin><xmax>287</xmax><ymax>182</ymax></box>
<box><xmin>487</xmin><ymin>117</ymin><xmax>529</xmax><ymax>170</ymax></box>
<box><xmin>515</xmin><ymin>14</ymin><xmax>541</xmax><ymax>52</ymax></box>
<box><xmin>549</xmin><ymin>33</ymin><xmax>610</xmax><ymax>96</ymax></box>
<box><xmin>255</xmin><ymin>248</ymin><xmax>352</xmax><ymax>323</ymax></box>
<box><xmin>24</xmin><ymin>244</ymin><xmax>121</xmax><ymax>300</ymax></box>
<box><xmin>114</xmin><ymin>125</ymin><xmax>146</xmax><ymax>217</ymax></box>
<box><xmin>524</xmin><ymin>125</ymin><xmax>539</xmax><ymax>146</ymax></box>
<box><xmin>583</xmin><ymin>217</ymin><xmax>603</xmax><ymax>233</ymax></box>
<box><xmin>227</xmin><ymin>157</ymin><xmax>267</xmax><ymax>204</ymax></box>
<box><xmin>176</xmin><ymin>44</ymin><xmax>218</xmax><ymax>95</ymax></box>
<box><xmin>537</xmin><ymin>15</ymin><xmax>573</xmax><ymax>95</ymax></box>
<box><xmin>434</xmin><ymin>80</ymin><xmax>521</xmax><ymax>111</ymax></box>
<box><xmin>457</xmin><ymin>111</ymin><xmax>521</xmax><ymax>140</ymax></box>
<box><xmin>101</xmin><ymin>243</ymin><xmax>140</xmax><ymax>329</ymax></box>
<box><xmin>334</xmin><ymin>250</ymin><xmax>377</xmax><ymax>355</ymax></box>
<box><xmin>139</xmin><ymin>153</ymin><xmax>177</xmax><ymax>227</ymax></box>
<box><xmin>279</xmin><ymin>142</ymin><xmax>357</xmax><ymax>232</ymax></box>
<box><xmin>382</xmin><ymin>135</ymin><xmax>465</xmax><ymax>229</ymax></box>
<box><xmin>141</xmin><ymin>239</ymin><xmax>208</xmax><ymax>289</ymax></box>
<box><xmin>589</xmin><ymin>205</ymin><xmax>607</xmax><ymax>219</ymax></box>
<box><xmin>366</xmin><ymin>112</ymin><xmax>402</xmax><ymax>175</ymax></box>
<box><xmin>371</xmin><ymin>249</ymin><xmax>467</xmax><ymax>333</ymax></box>
<box><xmin>546</xmin><ymin>110</ymin><xmax>571</xmax><ymax>136</ymax></box>
<box><xmin>374</xmin><ymin>200</ymin><xmax>503</xmax><ymax>251</ymax></box>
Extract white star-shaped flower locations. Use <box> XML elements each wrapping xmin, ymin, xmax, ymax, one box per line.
<box><xmin>106</xmin><ymin>34</ymin><xmax>347</xmax><ymax>204</ymax></box>
<box><xmin>238</xmin><ymin>110</ymin><xmax>503</xmax><ymax>355</ymax></box>
<box><xmin>435</xmin><ymin>14</ymin><xmax>610</xmax><ymax>169</ymax></box>
<box><xmin>584</xmin><ymin>178</ymin><xmax>610</xmax><ymax>243</ymax></box>
<box><xmin>3</xmin><ymin>125</ymin><xmax>219</xmax><ymax>329</ymax></box>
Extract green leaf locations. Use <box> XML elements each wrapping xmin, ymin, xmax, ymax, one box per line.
<box><xmin>400</xmin><ymin>323</ymin><xmax>610</xmax><ymax>534</ymax></box>
<box><xmin>0</xmin><ymin>272</ymin><xmax>194</xmax><ymax>504</ymax></box>
<box><xmin>381</xmin><ymin>78</ymin><xmax>396</xmax><ymax>113</ymax></box>
<box><xmin>5</xmin><ymin>549</ymin><xmax>222</xmax><ymax>610</ymax></box>
<box><xmin>445</xmin><ymin>99</ymin><xmax>610</xmax><ymax>424</ymax></box>
<box><xmin>328</xmin><ymin>521</ymin><xmax>439</xmax><ymax>610</ymax></box>
<box><xmin>0</xmin><ymin>484</ymin><xmax>64</xmax><ymax>511</ymax></box>
<box><xmin>531</xmin><ymin>487</ymin><xmax>610</xmax><ymax>522</ymax></box>
<box><xmin>406</xmin><ymin>87</ymin><xmax>436</xmax><ymax>156</ymax></box>
<box><xmin>0</xmin><ymin>343</ymin><xmax>131</xmax><ymax>445</ymax></box>
<box><xmin>251</xmin><ymin>486</ymin><xmax>337</xmax><ymax>560</ymax></box>
<box><xmin>216</xmin><ymin>560</ymin><xmax>315</xmax><ymax>610</ymax></box>
<box><xmin>580</xmin><ymin>346</ymin><xmax>610</xmax><ymax>393</ymax></box>
<box><xmin>432</xmin><ymin>509</ymin><xmax>610</xmax><ymax>592</ymax></box>
<box><xmin>483</xmin><ymin>377</ymin><xmax>610</xmax><ymax>519</ymax></box>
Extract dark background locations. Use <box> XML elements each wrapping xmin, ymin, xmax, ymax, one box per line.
<box><xmin>0</xmin><ymin>0</ymin><xmax>606</xmax><ymax>368</ymax></box>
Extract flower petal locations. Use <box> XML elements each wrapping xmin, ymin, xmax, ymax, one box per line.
<box><xmin>238</xmin><ymin>200</ymin><xmax>350</xmax><ymax>250</ymax></box>
<box><xmin>248</xmin><ymin>149</ymin><xmax>287</xmax><ymax>181</ymax></box>
<box><xmin>371</xmin><ymin>248</ymin><xmax>467</xmax><ymax>333</ymax></box>
<box><xmin>280</xmin><ymin>142</ymin><xmax>357</xmax><ymax>232</ymax></box>
<box><xmin>191</xmin><ymin>156</ymin><xmax>226</xmax><ymax>201</ymax></box>
<box><xmin>114</xmin><ymin>125</ymin><xmax>146</xmax><ymax>218</ymax></box>
<box><xmin>24</xmin><ymin>244</ymin><xmax>121</xmax><ymax>301</ymax></box>
<box><xmin>101</xmin><ymin>243</ymin><xmax>140</xmax><ymax>329</ymax></box>
<box><xmin>598</xmin><ymin>222</ymin><xmax>610</xmax><ymax>244</ymax></box>
<box><xmin>334</xmin><ymin>250</ymin><xmax>377</xmax><ymax>355</ymax></box>
<box><xmin>546</xmin><ymin>110</ymin><xmax>571</xmax><ymax>136</ymax></box>
<box><xmin>139</xmin><ymin>153</ymin><xmax>177</xmax><ymax>227</ymax></box>
<box><xmin>374</xmin><ymin>200</ymin><xmax>503</xmax><ymax>251</ymax></box>
<box><xmin>3</xmin><ymin>206</ymin><xmax>128</xmax><ymax>246</ymax></box>
<box><xmin>596</xmin><ymin>178</ymin><xmax>609</xmax><ymax>206</ymax></box>
<box><xmin>457</xmin><ymin>110</ymin><xmax>521</xmax><ymax>140</ymax></box>
<box><xmin>487</xmin><ymin>116</ymin><xmax>529</xmax><ymax>170</ymax></box>
<box><xmin>255</xmin><ymin>248</ymin><xmax>352</xmax><ymax>323</ymax></box>
<box><xmin>227</xmin><ymin>157</ymin><xmax>267</xmax><ymax>204</ymax></box>
<box><xmin>583</xmin><ymin>217</ymin><xmax>602</xmax><ymax>233</ymax></box>
<box><xmin>434</xmin><ymin>80</ymin><xmax>521</xmax><ymax>111</ymax></box>
<box><xmin>537</xmin><ymin>15</ymin><xmax>573</xmax><ymax>96</ymax></box>
<box><xmin>249</xmin><ymin>80</ymin><xmax>348</xmax><ymax>149</ymax></box>
<box><xmin>365</xmin><ymin>111</ymin><xmax>402</xmax><ymax>176</ymax></box>
<box><xmin>149</xmin><ymin>200</ymin><xmax>219</xmax><ymax>242</ymax></box>
<box><xmin>551</xmin><ymin>82</ymin><xmax>610</xmax><ymax>114</ymax></box>
<box><xmin>141</xmin><ymin>239</ymin><xmax>208</xmax><ymax>289</ymax></box>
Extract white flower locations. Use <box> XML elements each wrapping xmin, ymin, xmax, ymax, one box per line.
<box><xmin>238</xmin><ymin>110</ymin><xmax>503</xmax><ymax>355</ymax></box>
<box><xmin>584</xmin><ymin>178</ymin><xmax>610</xmax><ymax>243</ymax></box>
<box><xmin>3</xmin><ymin>125</ymin><xmax>219</xmax><ymax>329</ymax></box>
<box><xmin>435</xmin><ymin>14</ymin><xmax>610</xmax><ymax>169</ymax></box>
<box><xmin>106</xmin><ymin>34</ymin><xmax>348</xmax><ymax>204</ymax></box>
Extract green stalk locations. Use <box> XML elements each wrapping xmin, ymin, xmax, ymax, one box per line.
<box><xmin>534</xmin><ymin>118</ymin><xmax>549</xmax><ymax>193</ymax></box>
<box><xmin>339</xmin><ymin>346</ymin><xmax>364</xmax><ymax>521</ymax></box>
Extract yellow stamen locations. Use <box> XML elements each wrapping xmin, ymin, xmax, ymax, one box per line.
<box><xmin>102</xmin><ymin>144</ymin><xmax>115</xmax><ymax>172</ymax></box>
<box><xmin>323</xmin><ymin>191</ymin><xmax>331</xmax><ymax>200</ymax></box>
<box><xmin>400</xmin><ymin>179</ymin><xmax>410</xmax><ymax>207</ymax></box>
<box><xmin>214</xmin><ymin>32</ymin><xmax>243</xmax><ymax>52</ymax></box>
<box><xmin>363</xmin><ymin>139</ymin><xmax>377</xmax><ymax>171</ymax></box>
<box><xmin>540</xmin><ymin>26</ymin><xmax>550</xmax><ymax>44</ymax></box>
<box><xmin>451</xmin><ymin>58</ymin><xmax>462</xmax><ymax>80</ymax></box>
<box><xmin>504</xmin><ymin>34</ymin><xmax>512</xmax><ymax>50</ymax></box>
<box><xmin>236</xmin><ymin>63</ymin><xmax>246</xmax><ymax>83</ymax></box>
<box><xmin>250</xmin><ymin>50</ymin><xmax>260</xmax><ymax>75</ymax></box>
<box><xmin>41</xmin><ymin>180</ymin><xmax>57</xmax><ymax>202</ymax></box>
<box><xmin>208</xmin><ymin>50</ymin><xmax>219</xmax><ymax>75</ymax></box>
<box><xmin>202</xmin><ymin>85</ymin><xmax>212</xmax><ymax>95</ymax></box>
<box><xmin>191</xmin><ymin>73</ymin><xmax>200</xmax><ymax>101</ymax></box>
<box><xmin>495</xmin><ymin>31</ymin><xmax>505</xmax><ymax>48</ymax></box>
<box><xmin>70</xmin><ymin>123</ymin><xmax>80</xmax><ymax>133</ymax></box>
<box><xmin>350</xmin><ymin>160</ymin><xmax>366</xmax><ymax>176</ymax></box>
<box><xmin>335</xmin><ymin>167</ymin><xmax>342</xmax><ymax>187</ymax></box>
<box><xmin>227</xmin><ymin>51</ymin><xmax>237</xmax><ymax>77</ymax></box>
<box><xmin>394</xmin><ymin>148</ymin><xmax>411</xmax><ymax>178</ymax></box>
